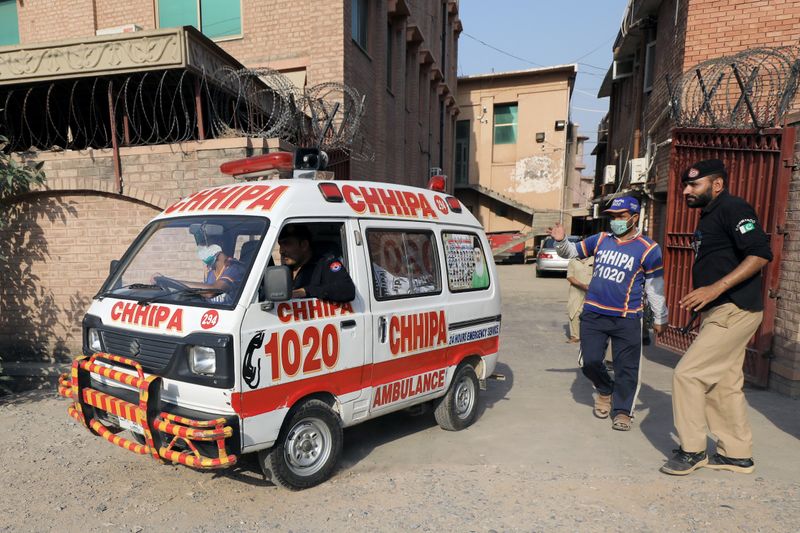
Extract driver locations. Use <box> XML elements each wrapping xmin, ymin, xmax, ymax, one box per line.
<box><xmin>152</xmin><ymin>243</ymin><xmax>245</xmax><ymax>305</ymax></box>
<box><xmin>197</xmin><ymin>243</ymin><xmax>246</xmax><ymax>304</ymax></box>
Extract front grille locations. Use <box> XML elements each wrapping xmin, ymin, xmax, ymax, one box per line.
<box><xmin>100</xmin><ymin>330</ymin><xmax>178</xmax><ymax>372</ymax></box>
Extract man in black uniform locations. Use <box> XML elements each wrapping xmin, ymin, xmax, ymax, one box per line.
<box><xmin>660</xmin><ymin>159</ymin><xmax>772</xmax><ymax>476</ymax></box>
<box><xmin>278</xmin><ymin>224</ymin><xmax>356</xmax><ymax>303</ymax></box>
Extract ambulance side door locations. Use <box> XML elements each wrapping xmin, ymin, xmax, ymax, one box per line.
<box><xmin>238</xmin><ymin>218</ymin><xmax>369</xmax><ymax>452</ymax></box>
<box><xmin>358</xmin><ymin>220</ymin><xmax>449</xmax><ymax>415</ymax></box>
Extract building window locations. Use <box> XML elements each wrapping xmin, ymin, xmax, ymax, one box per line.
<box><xmin>493</xmin><ymin>103</ymin><xmax>518</xmax><ymax>145</ymax></box>
<box><xmin>643</xmin><ymin>41</ymin><xmax>656</xmax><ymax>93</ymax></box>
<box><xmin>455</xmin><ymin>120</ymin><xmax>470</xmax><ymax>184</ymax></box>
<box><xmin>157</xmin><ymin>0</ymin><xmax>242</xmax><ymax>40</ymax></box>
<box><xmin>0</xmin><ymin>0</ymin><xmax>20</xmax><ymax>47</ymax></box>
<box><xmin>352</xmin><ymin>0</ymin><xmax>368</xmax><ymax>50</ymax></box>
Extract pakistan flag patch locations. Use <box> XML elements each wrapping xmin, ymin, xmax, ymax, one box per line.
<box><xmin>737</xmin><ymin>219</ymin><xmax>756</xmax><ymax>234</ymax></box>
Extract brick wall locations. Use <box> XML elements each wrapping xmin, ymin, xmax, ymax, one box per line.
<box><xmin>17</xmin><ymin>0</ymin><xmax>97</xmax><ymax>43</ymax></box>
<box><xmin>684</xmin><ymin>0</ymin><xmax>800</xmax><ymax>116</ymax></box>
<box><xmin>93</xmin><ymin>0</ymin><xmax>155</xmax><ymax>31</ymax></box>
<box><xmin>771</xmin><ymin>122</ymin><xmax>800</xmax><ymax>397</ymax></box>
<box><xmin>0</xmin><ymin>138</ymin><xmax>278</xmax><ymax>361</ymax></box>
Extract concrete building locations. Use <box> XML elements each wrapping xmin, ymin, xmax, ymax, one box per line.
<box><xmin>454</xmin><ymin>65</ymin><xmax>590</xmax><ymax>243</ymax></box>
<box><xmin>0</xmin><ymin>0</ymin><xmax>461</xmax><ymax>371</ymax></box>
<box><xmin>594</xmin><ymin>0</ymin><xmax>800</xmax><ymax>395</ymax></box>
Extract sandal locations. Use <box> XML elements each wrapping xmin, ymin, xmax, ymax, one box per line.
<box><xmin>593</xmin><ymin>393</ymin><xmax>612</xmax><ymax>419</ymax></box>
<box><xmin>612</xmin><ymin>414</ymin><xmax>632</xmax><ymax>431</ymax></box>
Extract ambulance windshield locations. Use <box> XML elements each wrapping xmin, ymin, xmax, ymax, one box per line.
<box><xmin>101</xmin><ymin>216</ymin><xmax>269</xmax><ymax>309</ymax></box>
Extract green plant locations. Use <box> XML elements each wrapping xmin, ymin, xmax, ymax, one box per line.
<box><xmin>0</xmin><ymin>135</ymin><xmax>45</xmax><ymax>228</ymax></box>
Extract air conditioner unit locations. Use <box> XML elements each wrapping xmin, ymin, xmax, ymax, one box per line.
<box><xmin>603</xmin><ymin>165</ymin><xmax>616</xmax><ymax>185</ymax></box>
<box><xmin>628</xmin><ymin>158</ymin><xmax>648</xmax><ymax>184</ymax></box>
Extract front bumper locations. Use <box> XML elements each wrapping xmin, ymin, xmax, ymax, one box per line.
<box><xmin>58</xmin><ymin>352</ymin><xmax>237</xmax><ymax>469</ymax></box>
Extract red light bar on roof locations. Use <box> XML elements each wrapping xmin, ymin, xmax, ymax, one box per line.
<box><xmin>219</xmin><ymin>152</ymin><xmax>294</xmax><ymax>176</ymax></box>
<box><xmin>428</xmin><ymin>175</ymin><xmax>446</xmax><ymax>192</ymax></box>
<box><xmin>318</xmin><ymin>182</ymin><xmax>343</xmax><ymax>202</ymax></box>
<box><xmin>446</xmin><ymin>196</ymin><xmax>462</xmax><ymax>213</ymax></box>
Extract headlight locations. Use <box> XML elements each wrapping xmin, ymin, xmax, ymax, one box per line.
<box><xmin>188</xmin><ymin>346</ymin><xmax>216</xmax><ymax>375</ymax></box>
<box><xmin>88</xmin><ymin>328</ymin><xmax>102</xmax><ymax>352</ymax></box>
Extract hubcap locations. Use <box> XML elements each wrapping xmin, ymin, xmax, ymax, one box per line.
<box><xmin>284</xmin><ymin>417</ymin><xmax>332</xmax><ymax>476</ymax></box>
<box><xmin>454</xmin><ymin>375</ymin><xmax>475</xmax><ymax>419</ymax></box>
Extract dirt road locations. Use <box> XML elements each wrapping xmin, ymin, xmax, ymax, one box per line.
<box><xmin>1</xmin><ymin>265</ymin><xmax>798</xmax><ymax>532</ymax></box>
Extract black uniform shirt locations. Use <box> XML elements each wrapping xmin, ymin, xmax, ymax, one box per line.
<box><xmin>692</xmin><ymin>190</ymin><xmax>772</xmax><ymax>311</ymax></box>
<box><xmin>293</xmin><ymin>253</ymin><xmax>356</xmax><ymax>303</ymax></box>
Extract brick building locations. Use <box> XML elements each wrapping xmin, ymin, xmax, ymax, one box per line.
<box><xmin>0</xmin><ymin>0</ymin><xmax>461</xmax><ymax>375</ymax></box>
<box><xmin>593</xmin><ymin>0</ymin><xmax>800</xmax><ymax>395</ymax></box>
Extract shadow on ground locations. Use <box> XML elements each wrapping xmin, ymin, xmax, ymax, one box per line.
<box><xmin>341</xmin><ymin>361</ymin><xmax>514</xmax><ymax>470</ymax></box>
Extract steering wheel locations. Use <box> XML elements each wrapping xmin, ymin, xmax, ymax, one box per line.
<box><xmin>153</xmin><ymin>275</ymin><xmax>190</xmax><ymax>292</ymax></box>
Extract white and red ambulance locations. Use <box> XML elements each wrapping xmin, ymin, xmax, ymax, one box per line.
<box><xmin>58</xmin><ymin>149</ymin><xmax>502</xmax><ymax>490</ymax></box>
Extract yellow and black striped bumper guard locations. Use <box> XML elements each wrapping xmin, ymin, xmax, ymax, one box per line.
<box><xmin>58</xmin><ymin>353</ymin><xmax>237</xmax><ymax>469</ymax></box>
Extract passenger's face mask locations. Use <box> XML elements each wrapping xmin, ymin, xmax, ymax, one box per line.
<box><xmin>610</xmin><ymin>217</ymin><xmax>633</xmax><ymax>236</ymax></box>
<box><xmin>202</xmin><ymin>254</ymin><xmax>217</xmax><ymax>266</ymax></box>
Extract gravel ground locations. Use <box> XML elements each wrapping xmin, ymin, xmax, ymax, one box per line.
<box><xmin>1</xmin><ymin>265</ymin><xmax>798</xmax><ymax>532</ymax></box>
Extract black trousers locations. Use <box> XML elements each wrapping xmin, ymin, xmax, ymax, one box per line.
<box><xmin>579</xmin><ymin>311</ymin><xmax>643</xmax><ymax>417</ymax></box>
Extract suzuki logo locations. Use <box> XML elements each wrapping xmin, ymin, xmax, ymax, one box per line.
<box><xmin>129</xmin><ymin>339</ymin><xmax>141</xmax><ymax>357</ymax></box>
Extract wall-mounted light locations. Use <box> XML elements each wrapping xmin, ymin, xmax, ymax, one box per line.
<box><xmin>554</xmin><ymin>120</ymin><xmax>566</xmax><ymax>131</ymax></box>
<box><xmin>535</xmin><ymin>132</ymin><xmax>546</xmax><ymax>143</ymax></box>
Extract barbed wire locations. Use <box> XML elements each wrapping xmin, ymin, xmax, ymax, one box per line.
<box><xmin>670</xmin><ymin>46</ymin><xmax>800</xmax><ymax>129</ymax></box>
<box><xmin>0</xmin><ymin>67</ymin><xmax>371</xmax><ymax>160</ymax></box>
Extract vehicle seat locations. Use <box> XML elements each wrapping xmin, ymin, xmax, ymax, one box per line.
<box><xmin>239</xmin><ymin>240</ymin><xmax>260</xmax><ymax>265</ymax></box>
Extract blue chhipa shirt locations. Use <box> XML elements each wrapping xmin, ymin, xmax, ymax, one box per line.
<box><xmin>575</xmin><ymin>232</ymin><xmax>664</xmax><ymax>319</ymax></box>
<box><xmin>205</xmin><ymin>258</ymin><xmax>245</xmax><ymax>305</ymax></box>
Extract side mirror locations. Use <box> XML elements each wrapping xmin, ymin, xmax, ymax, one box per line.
<box><xmin>109</xmin><ymin>259</ymin><xmax>120</xmax><ymax>276</ymax></box>
<box><xmin>262</xmin><ymin>265</ymin><xmax>292</xmax><ymax>308</ymax></box>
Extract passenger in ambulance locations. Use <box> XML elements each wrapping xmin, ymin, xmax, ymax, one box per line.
<box><xmin>277</xmin><ymin>224</ymin><xmax>356</xmax><ymax>303</ymax></box>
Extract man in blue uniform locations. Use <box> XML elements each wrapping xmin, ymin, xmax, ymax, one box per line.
<box><xmin>548</xmin><ymin>196</ymin><xmax>668</xmax><ymax>431</ymax></box>
<box><xmin>278</xmin><ymin>224</ymin><xmax>356</xmax><ymax>303</ymax></box>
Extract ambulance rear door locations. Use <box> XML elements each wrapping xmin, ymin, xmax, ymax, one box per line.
<box><xmin>358</xmin><ymin>220</ymin><xmax>449</xmax><ymax>415</ymax></box>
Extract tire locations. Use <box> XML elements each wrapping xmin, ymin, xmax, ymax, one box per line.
<box><xmin>434</xmin><ymin>364</ymin><xmax>480</xmax><ymax>431</ymax></box>
<box><xmin>258</xmin><ymin>399</ymin><xmax>342</xmax><ymax>490</ymax></box>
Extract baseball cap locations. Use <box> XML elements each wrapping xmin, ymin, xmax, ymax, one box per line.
<box><xmin>603</xmin><ymin>196</ymin><xmax>640</xmax><ymax>214</ymax></box>
<box><xmin>681</xmin><ymin>159</ymin><xmax>727</xmax><ymax>183</ymax></box>
<box><xmin>197</xmin><ymin>244</ymin><xmax>222</xmax><ymax>263</ymax></box>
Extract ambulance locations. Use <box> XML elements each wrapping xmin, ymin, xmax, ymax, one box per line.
<box><xmin>58</xmin><ymin>149</ymin><xmax>502</xmax><ymax>490</ymax></box>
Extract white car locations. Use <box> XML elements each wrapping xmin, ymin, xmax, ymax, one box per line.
<box><xmin>535</xmin><ymin>236</ymin><xmax>581</xmax><ymax>277</ymax></box>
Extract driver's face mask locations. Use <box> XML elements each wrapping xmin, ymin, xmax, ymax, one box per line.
<box><xmin>197</xmin><ymin>245</ymin><xmax>222</xmax><ymax>266</ymax></box>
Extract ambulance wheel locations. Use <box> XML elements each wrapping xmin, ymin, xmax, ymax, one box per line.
<box><xmin>259</xmin><ymin>399</ymin><xmax>342</xmax><ymax>490</ymax></box>
<box><xmin>434</xmin><ymin>364</ymin><xmax>479</xmax><ymax>431</ymax></box>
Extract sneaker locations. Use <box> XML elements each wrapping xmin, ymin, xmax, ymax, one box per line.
<box><xmin>659</xmin><ymin>448</ymin><xmax>708</xmax><ymax>475</ymax></box>
<box><xmin>705</xmin><ymin>453</ymin><xmax>755</xmax><ymax>474</ymax></box>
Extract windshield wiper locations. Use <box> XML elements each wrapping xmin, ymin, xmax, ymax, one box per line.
<box><xmin>97</xmin><ymin>283</ymin><xmax>163</xmax><ymax>299</ymax></box>
<box><xmin>137</xmin><ymin>287</ymin><xmax>224</xmax><ymax>306</ymax></box>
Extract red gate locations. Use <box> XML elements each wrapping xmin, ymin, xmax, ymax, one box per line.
<box><xmin>657</xmin><ymin>127</ymin><xmax>796</xmax><ymax>387</ymax></box>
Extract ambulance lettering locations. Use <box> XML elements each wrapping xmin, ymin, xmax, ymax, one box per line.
<box><xmin>388</xmin><ymin>310</ymin><xmax>447</xmax><ymax>356</ymax></box>
<box><xmin>341</xmin><ymin>184</ymin><xmax>437</xmax><ymax>219</ymax></box>
<box><xmin>276</xmin><ymin>300</ymin><xmax>353</xmax><ymax>323</ymax></box>
<box><xmin>372</xmin><ymin>368</ymin><xmax>447</xmax><ymax>408</ymax></box>
<box><xmin>262</xmin><ymin>325</ymin><xmax>340</xmax><ymax>381</ymax></box>
<box><xmin>164</xmin><ymin>184</ymin><xmax>288</xmax><ymax>214</ymax></box>
<box><xmin>110</xmin><ymin>301</ymin><xmax>183</xmax><ymax>332</ymax></box>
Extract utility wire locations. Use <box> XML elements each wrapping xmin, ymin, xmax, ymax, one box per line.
<box><xmin>462</xmin><ymin>32</ymin><xmax>606</xmax><ymax>77</ymax></box>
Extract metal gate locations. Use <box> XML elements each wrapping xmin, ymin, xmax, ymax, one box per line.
<box><xmin>657</xmin><ymin>127</ymin><xmax>796</xmax><ymax>386</ymax></box>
